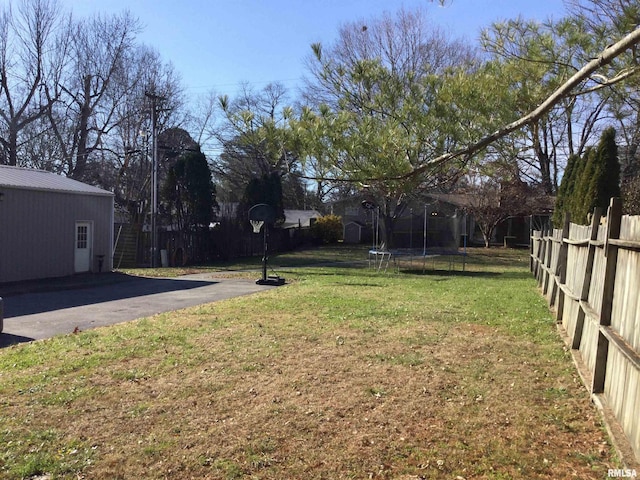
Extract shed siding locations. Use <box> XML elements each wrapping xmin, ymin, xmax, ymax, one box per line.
<box><xmin>0</xmin><ymin>187</ymin><xmax>113</xmax><ymax>283</ymax></box>
<box><xmin>343</xmin><ymin>222</ymin><xmax>363</xmax><ymax>244</ymax></box>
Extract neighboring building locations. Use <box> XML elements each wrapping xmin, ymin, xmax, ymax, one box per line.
<box><xmin>331</xmin><ymin>194</ymin><xmax>465</xmax><ymax>249</ymax></box>
<box><xmin>0</xmin><ymin>165</ymin><xmax>114</xmax><ymax>283</ymax></box>
<box><xmin>213</xmin><ymin>203</ymin><xmax>322</xmax><ymax>230</ymax></box>
<box><xmin>282</xmin><ymin>209</ymin><xmax>322</xmax><ymax>229</ymax></box>
<box><xmin>331</xmin><ymin>192</ymin><xmax>552</xmax><ymax>248</ymax></box>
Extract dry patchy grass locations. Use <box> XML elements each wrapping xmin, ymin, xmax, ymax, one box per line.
<box><xmin>0</xmin><ymin>248</ymin><xmax>619</xmax><ymax>479</ymax></box>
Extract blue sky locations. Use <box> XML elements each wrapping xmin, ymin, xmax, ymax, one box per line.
<box><xmin>62</xmin><ymin>0</ymin><xmax>567</xmax><ymax>99</ymax></box>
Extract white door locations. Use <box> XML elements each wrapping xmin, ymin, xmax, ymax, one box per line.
<box><xmin>74</xmin><ymin>221</ymin><xmax>92</xmax><ymax>273</ymax></box>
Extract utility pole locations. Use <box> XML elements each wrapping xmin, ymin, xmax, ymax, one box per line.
<box><xmin>145</xmin><ymin>91</ymin><xmax>166</xmax><ymax>268</ymax></box>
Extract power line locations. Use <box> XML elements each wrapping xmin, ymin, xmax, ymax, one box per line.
<box><xmin>183</xmin><ymin>77</ymin><xmax>303</xmax><ymax>93</ymax></box>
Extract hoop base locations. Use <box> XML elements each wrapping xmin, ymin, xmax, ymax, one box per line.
<box><xmin>257</xmin><ymin>275</ymin><xmax>285</xmax><ymax>286</ymax></box>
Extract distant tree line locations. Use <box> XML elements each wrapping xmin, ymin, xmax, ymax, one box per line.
<box><xmin>3</xmin><ymin>0</ymin><xmax>640</xmax><ymax>252</ymax></box>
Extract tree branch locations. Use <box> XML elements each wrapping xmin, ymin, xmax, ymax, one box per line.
<box><xmin>401</xmin><ymin>27</ymin><xmax>640</xmax><ymax>181</ymax></box>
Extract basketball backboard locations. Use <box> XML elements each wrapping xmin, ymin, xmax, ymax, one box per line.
<box><xmin>248</xmin><ymin>203</ymin><xmax>276</xmax><ymax>224</ymax></box>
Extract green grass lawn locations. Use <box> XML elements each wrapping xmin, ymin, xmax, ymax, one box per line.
<box><xmin>0</xmin><ymin>246</ymin><xmax>620</xmax><ymax>479</ymax></box>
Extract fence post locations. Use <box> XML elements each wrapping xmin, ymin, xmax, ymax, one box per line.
<box><xmin>592</xmin><ymin>198</ymin><xmax>622</xmax><ymax>394</ymax></box>
<box><xmin>555</xmin><ymin>213</ymin><xmax>571</xmax><ymax>323</ymax></box>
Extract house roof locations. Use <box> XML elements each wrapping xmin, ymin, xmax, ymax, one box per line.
<box><xmin>283</xmin><ymin>209</ymin><xmax>322</xmax><ymax>229</ymax></box>
<box><xmin>0</xmin><ymin>165</ymin><xmax>113</xmax><ymax>196</ymax></box>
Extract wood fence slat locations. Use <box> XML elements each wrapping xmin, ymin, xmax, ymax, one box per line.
<box><xmin>569</xmin><ymin>209</ymin><xmax>603</xmax><ymax>351</ymax></box>
<box><xmin>593</xmin><ymin>198</ymin><xmax>622</xmax><ymax>394</ymax></box>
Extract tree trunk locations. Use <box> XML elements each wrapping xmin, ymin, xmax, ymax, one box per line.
<box><xmin>71</xmin><ymin>75</ymin><xmax>92</xmax><ymax>180</ymax></box>
<box><xmin>381</xmin><ymin>214</ymin><xmax>396</xmax><ymax>249</ymax></box>
<box><xmin>8</xmin><ymin>126</ymin><xmax>18</xmax><ymax>166</ymax></box>
<box><xmin>480</xmin><ymin>225</ymin><xmax>494</xmax><ymax>248</ymax></box>
<box><xmin>482</xmin><ymin>233</ymin><xmax>491</xmax><ymax>248</ymax></box>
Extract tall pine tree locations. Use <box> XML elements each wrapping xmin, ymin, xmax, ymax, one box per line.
<box><xmin>577</xmin><ymin>128</ymin><xmax>620</xmax><ymax>223</ymax></box>
<box><xmin>163</xmin><ymin>149</ymin><xmax>217</xmax><ymax>232</ymax></box>
<box><xmin>560</xmin><ymin>128</ymin><xmax>621</xmax><ymax>225</ymax></box>
<box><xmin>553</xmin><ymin>153</ymin><xmax>582</xmax><ymax>226</ymax></box>
<box><xmin>240</xmin><ymin>172</ymin><xmax>286</xmax><ymax>227</ymax></box>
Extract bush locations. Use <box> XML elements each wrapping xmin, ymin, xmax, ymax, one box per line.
<box><xmin>311</xmin><ymin>214</ymin><xmax>343</xmax><ymax>244</ymax></box>
<box><xmin>622</xmin><ymin>175</ymin><xmax>640</xmax><ymax>215</ymax></box>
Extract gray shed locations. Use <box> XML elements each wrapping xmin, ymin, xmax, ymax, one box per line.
<box><xmin>343</xmin><ymin>221</ymin><xmax>366</xmax><ymax>244</ymax></box>
<box><xmin>0</xmin><ymin>166</ymin><xmax>114</xmax><ymax>283</ymax></box>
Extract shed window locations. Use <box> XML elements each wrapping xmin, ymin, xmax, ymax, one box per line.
<box><xmin>77</xmin><ymin>225</ymin><xmax>88</xmax><ymax>249</ymax></box>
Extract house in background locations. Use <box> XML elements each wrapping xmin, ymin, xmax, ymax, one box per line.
<box><xmin>332</xmin><ymin>195</ymin><xmax>465</xmax><ymax>249</ymax></box>
<box><xmin>282</xmin><ymin>209</ymin><xmax>322</xmax><ymax>230</ymax></box>
<box><xmin>212</xmin><ymin>203</ymin><xmax>321</xmax><ymax>230</ymax></box>
<box><xmin>332</xmin><ymin>192</ymin><xmax>552</xmax><ymax>249</ymax></box>
<box><xmin>0</xmin><ymin>165</ymin><xmax>114</xmax><ymax>283</ymax></box>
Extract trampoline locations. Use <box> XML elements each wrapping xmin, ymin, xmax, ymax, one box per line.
<box><xmin>369</xmin><ymin>247</ymin><xmax>466</xmax><ymax>273</ymax></box>
<box><xmin>368</xmin><ymin>205</ymin><xmax>467</xmax><ymax>273</ymax></box>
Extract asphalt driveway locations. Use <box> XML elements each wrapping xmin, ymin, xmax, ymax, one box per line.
<box><xmin>0</xmin><ymin>272</ymin><xmax>276</xmax><ymax>347</ymax></box>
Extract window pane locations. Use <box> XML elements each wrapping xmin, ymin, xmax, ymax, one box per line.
<box><xmin>77</xmin><ymin>225</ymin><xmax>87</xmax><ymax>249</ymax></box>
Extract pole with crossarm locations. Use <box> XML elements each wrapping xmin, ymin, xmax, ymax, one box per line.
<box><xmin>145</xmin><ymin>91</ymin><xmax>166</xmax><ymax>268</ymax></box>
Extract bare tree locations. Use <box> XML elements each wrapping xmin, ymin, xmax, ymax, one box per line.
<box><xmin>46</xmin><ymin>11</ymin><xmax>141</xmax><ymax>181</ymax></box>
<box><xmin>461</xmin><ymin>161</ymin><xmax>545</xmax><ymax>247</ymax></box>
<box><xmin>188</xmin><ymin>89</ymin><xmax>220</xmax><ymax>158</ymax></box>
<box><xmin>552</xmin><ymin>1</ymin><xmax>640</xmax><ymax>180</ymax></box>
<box><xmin>212</xmin><ymin>83</ymin><xmax>300</xmax><ymax>203</ymax></box>
<box><xmin>302</xmin><ymin>7</ymin><xmax>476</xmax><ymax>111</ymax></box>
<box><xmin>109</xmin><ymin>45</ymin><xmax>186</xmax><ymax>224</ymax></box>
<box><xmin>0</xmin><ymin>0</ymin><xmax>69</xmax><ymax>166</ymax></box>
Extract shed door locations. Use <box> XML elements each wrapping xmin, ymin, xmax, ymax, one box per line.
<box><xmin>74</xmin><ymin>221</ymin><xmax>92</xmax><ymax>273</ymax></box>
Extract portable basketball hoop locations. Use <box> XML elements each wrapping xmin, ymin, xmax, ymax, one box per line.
<box><xmin>248</xmin><ymin>203</ymin><xmax>285</xmax><ymax>286</ymax></box>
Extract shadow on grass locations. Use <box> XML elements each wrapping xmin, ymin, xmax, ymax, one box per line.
<box><xmin>399</xmin><ymin>269</ymin><xmax>502</xmax><ymax>278</ymax></box>
<box><xmin>399</xmin><ymin>269</ymin><xmax>532</xmax><ymax>280</ymax></box>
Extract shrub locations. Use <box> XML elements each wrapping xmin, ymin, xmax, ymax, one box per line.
<box><xmin>311</xmin><ymin>214</ymin><xmax>343</xmax><ymax>244</ymax></box>
<box><xmin>622</xmin><ymin>174</ymin><xmax>640</xmax><ymax>214</ymax></box>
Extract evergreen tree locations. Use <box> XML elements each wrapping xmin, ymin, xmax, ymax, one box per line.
<box><xmin>240</xmin><ymin>172</ymin><xmax>285</xmax><ymax>227</ymax></box>
<box><xmin>593</xmin><ymin>127</ymin><xmax>620</xmax><ymax>209</ymax></box>
<box><xmin>568</xmin><ymin>149</ymin><xmax>588</xmax><ymax>223</ymax></box>
<box><xmin>553</xmin><ymin>153</ymin><xmax>582</xmax><ymax>226</ymax></box>
<box><xmin>573</xmin><ymin>128</ymin><xmax>620</xmax><ymax>223</ymax></box>
<box><xmin>162</xmin><ymin>149</ymin><xmax>217</xmax><ymax>231</ymax></box>
<box><xmin>573</xmin><ymin>148</ymin><xmax>598</xmax><ymax>224</ymax></box>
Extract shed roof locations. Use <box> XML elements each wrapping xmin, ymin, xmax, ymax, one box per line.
<box><xmin>344</xmin><ymin>220</ymin><xmax>366</xmax><ymax>228</ymax></box>
<box><xmin>0</xmin><ymin>165</ymin><xmax>113</xmax><ymax>196</ymax></box>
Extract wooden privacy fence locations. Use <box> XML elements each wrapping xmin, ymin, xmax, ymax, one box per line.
<box><xmin>531</xmin><ymin>198</ymin><xmax>640</xmax><ymax>463</ymax></box>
